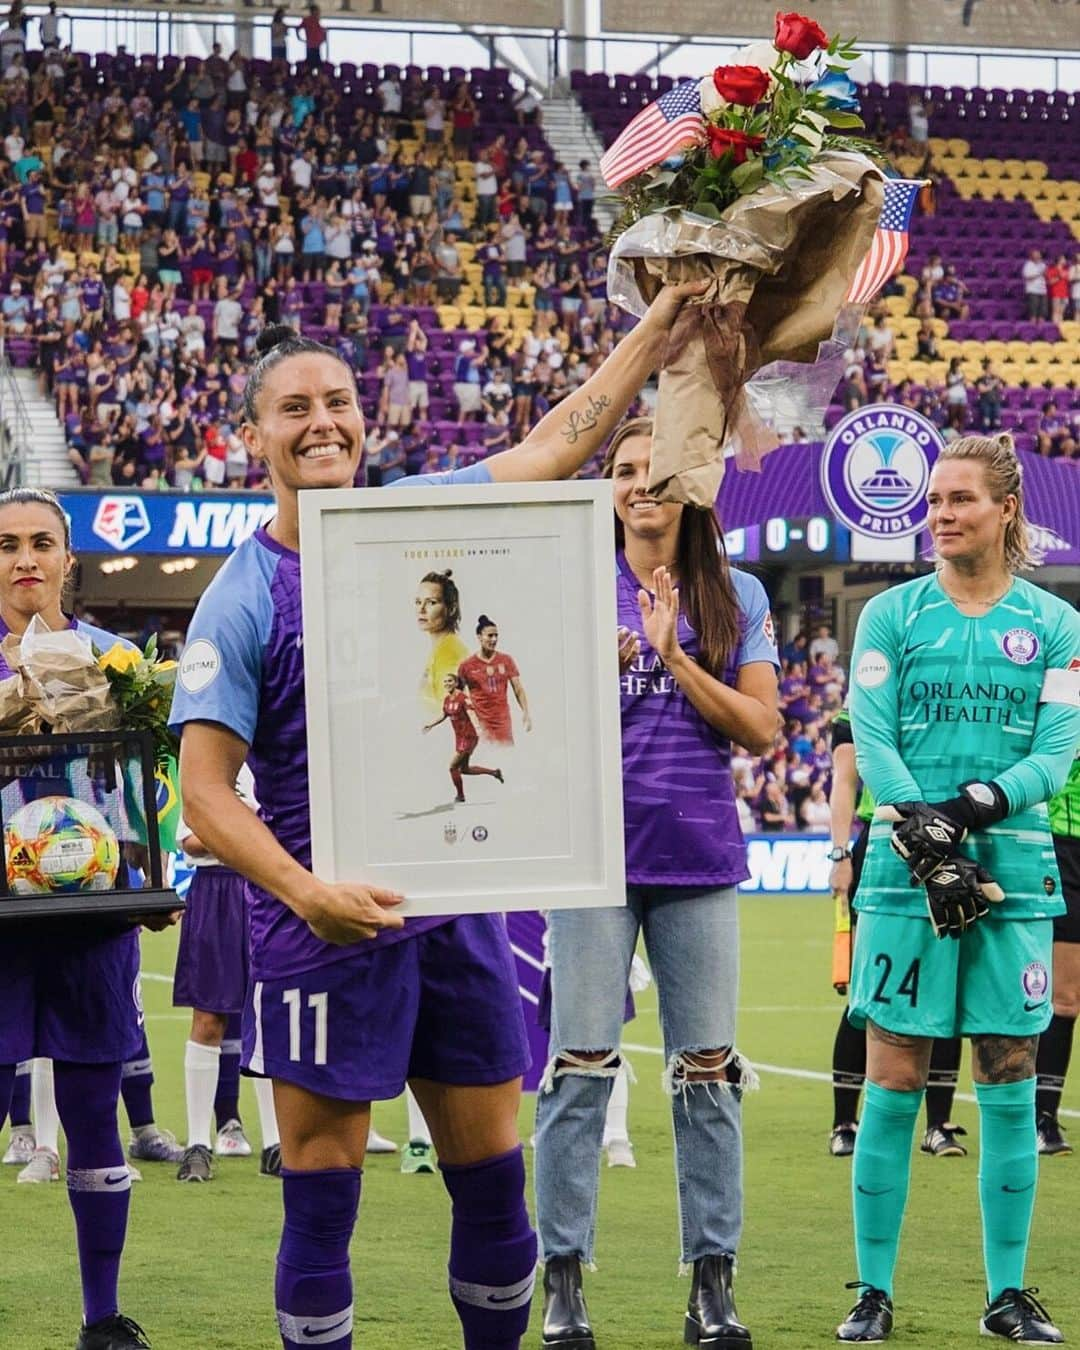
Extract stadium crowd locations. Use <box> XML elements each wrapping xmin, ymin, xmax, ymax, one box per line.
<box><xmin>0</xmin><ymin>37</ymin><xmax>639</xmax><ymax>489</ymax></box>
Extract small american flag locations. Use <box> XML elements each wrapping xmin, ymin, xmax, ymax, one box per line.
<box><xmin>599</xmin><ymin>81</ymin><xmax>706</xmax><ymax>189</ymax></box>
<box><xmin>846</xmin><ymin>178</ymin><xmax>922</xmax><ymax>304</ymax></box>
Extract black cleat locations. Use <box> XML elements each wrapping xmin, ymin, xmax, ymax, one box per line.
<box><xmin>176</xmin><ymin>1144</ymin><xmax>213</xmax><ymax>1183</ymax></box>
<box><xmin>260</xmin><ymin>1144</ymin><xmax>282</xmax><ymax>1177</ymax></box>
<box><xmin>921</xmin><ymin>1122</ymin><xmax>968</xmax><ymax>1157</ymax></box>
<box><xmin>541</xmin><ymin>1255</ymin><xmax>595</xmax><ymax>1349</ymax></box>
<box><xmin>837</xmin><ymin>1283</ymin><xmax>893</xmax><ymax>1343</ymax></box>
<box><xmin>830</xmin><ymin>1123</ymin><xmax>858</xmax><ymax>1157</ymax></box>
<box><xmin>980</xmin><ymin>1287</ymin><xmax>1064</xmax><ymax>1344</ymax></box>
<box><xmin>1037</xmin><ymin>1114</ymin><xmax>1072</xmax><ymax>1158</ymax></box>
<box><xmin>684</xmin><ymin>1254</ymin><xmax>752</xmax><ymax>1348</ymax></box>
<box><xmin>75</xmin><ymin>1313</ymin><xmax>151</xmax><ymax>1349</ymax></box>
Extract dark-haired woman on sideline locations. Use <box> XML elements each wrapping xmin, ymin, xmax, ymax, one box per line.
<box><xmin>534</xmin><ymin>418</ymin><xmax>779</xmax><ymax>1350</ymax></box>
<box><xmin>0</xmin><ymin>487</ymin><xmax>166</xmax><ymax>1350</ymax></box>
<box><xmin>170</xmin><ymin>292</ymin><xmax>706</xmax><ymax>1350</ymax></box>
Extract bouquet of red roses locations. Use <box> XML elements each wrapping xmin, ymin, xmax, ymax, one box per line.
<box><xmin>603</xmin><ymin>11</ymin><xmax>901</xmax><ymax>503</ymax></box>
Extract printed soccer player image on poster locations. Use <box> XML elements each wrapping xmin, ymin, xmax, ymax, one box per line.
<box><xmin>299</xmin><ymin>483</ymin><xmax>625</xmax><ymax>917</ymax></box>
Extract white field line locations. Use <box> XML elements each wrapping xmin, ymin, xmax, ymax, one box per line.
<box><xmin>622</xmin><ymin>1042</ymin><xmax>1080</xmax><ymax>1121</ymax></box>
<box><xmin>140</xmin><ymin>972</ymin><xmax>1080</xmax><ymax>1122</ymax></box>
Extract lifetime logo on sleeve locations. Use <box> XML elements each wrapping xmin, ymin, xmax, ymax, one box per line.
<box><xmin>821</xmin><ymin>406</ymin><xmax>943</xmax><ymax>539</ymax></box>
<box><xmin>854</xmin><ymin>650</ymin><xmax>890</xmax><ymax>688</ymax></box>
<box><xmin>179</xmin><ymin>639</ymin><xmax>222</xmax><ymax>694</ymax></box>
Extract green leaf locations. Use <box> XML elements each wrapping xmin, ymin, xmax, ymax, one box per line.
<box><xmin>691</xmin><ymin>199</ymin><xmax>724</xmax><ymax>220</ymax></box>
<box><xmin>731</xmin><ymin>159</ymin><xmax>765</xmax><ymax>193</ymax></box>
<box><xmin>823</xmin><ymin>109</ymin><xmax>865</xmax><ymax>128</ymax></box>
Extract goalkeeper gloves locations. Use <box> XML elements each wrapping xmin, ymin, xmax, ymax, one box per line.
<box><xmin>923</xmin><ymin>853</ymin><xmax>1005</xmax><ymax>940</ymax></box>
<box><xmin>879</xmin><ymin>780</ymin><xmax>1010</xmax><ymax>883</ymax></box>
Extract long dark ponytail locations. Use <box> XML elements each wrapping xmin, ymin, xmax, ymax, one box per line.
<box><xmin>603</xmin><ymin>417</ymin><xmax>740</xmax><ymax>678</ymax></box>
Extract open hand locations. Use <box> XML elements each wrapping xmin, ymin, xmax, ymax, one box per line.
<box><xmin>300</xmin><ymin>881</ymin><xmax>405</xmax><ymax>945</ymax></box>
<box><xmin>617</xmin><ymin>624</ymin><xmax>640</xmax><ymax>675</ymax></box>
<box><xmin>637</xmin><ymin>567</ymin><xmax>681</xmax><ymax>664</ymax></box>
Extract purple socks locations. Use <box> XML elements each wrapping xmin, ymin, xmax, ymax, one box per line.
<box><xmin>0</xmin><ymin>1063</ymin><xmax>16</xmax><ymax>1130</ymax></box>
<box><xmin>215</xmin><ymin>1014</ymin><xmax>243</xmax><ymax>1131</ymax></box>
<box><xmin>54</xmin><ymin>1060</ymin><xmax>130</xmax><ymax>1327</ymax></box>
<box><xmin>120</xmin><ymin>1030</ymin><xmax>154</xmax><ymax>1129</ymax></box>
<box><xmin>441</xmin><ymin>1146</ymin><xmax>537</xmax><ymax>1350</ymax></box>
<box><xmin>276</xmin><ymin>1168</ymin><xmax>361</xmax><ymax>1349</ymax></box>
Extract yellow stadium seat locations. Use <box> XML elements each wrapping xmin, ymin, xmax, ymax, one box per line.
<box><xmin>1023</xmin><ymin>160</ymin><xmax>1048</xmax><ymax>181</ymax></box>
<box><xmin>1001</xmin><ymin>159</ymin><xmax>1025</xmax><ymax>179</ymax></box>
<box><xmin>460</xmin><ymin>306</ymin><xmax>486</xmax><ymax>328</ymax></box>
<box><xmin>947</xmin><ymin>138</ymin><xmax>970</xmax><ymax>157</ymax></box>
<box><xmin>438</xmin><ymin>305</ymin><xmax>462</xmax><ymax>329</ymax></box>
<box><xmin>455</xmin><ymin>242</ymin><xmax>476</xmax><ymax>264</ymax></box>
<box><xmin>510</xmin><ymin>308</ymin><xmax>534</xmax><ymax>331</ymax></box>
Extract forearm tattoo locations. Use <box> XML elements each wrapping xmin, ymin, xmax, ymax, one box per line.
<box><xmin>560</xmin><ymin>391</ymin><xmax>612</xmax><ymax>443</ymax></box>
<box><xmin>972</xmin><ymin>1035</ymin><xmax>1038</xmax><ymax>1083</ymax></box>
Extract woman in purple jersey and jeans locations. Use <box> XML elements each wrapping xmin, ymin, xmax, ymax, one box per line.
<box><xmin>172</xmin><ymin>287</ymin><xmax>706</xmax><ymax>1350</ymax></box>
<box><xmin>0</xmin><ymin>487</ymin><xmax>175</xmax><ymax>1350</ymax></box>
<box><xmin>534</xmin><ymin>419</ymin><xmax>780</xmax><ymax>1350</ymax></box>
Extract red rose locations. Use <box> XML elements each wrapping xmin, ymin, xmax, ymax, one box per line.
<box><xmin>706</xmin><ymin>125</ymin><xmax>766</xmax><ymax>164</ymax></box>
<box><xmin>773</xmin><ymin>10</ymin><xmax>828</xmax><ymax>59</ymax></box>
<box><xmin>711</xmin><ymin>64</ymin><xmax>771</xmax><ymax>106</ymax></box>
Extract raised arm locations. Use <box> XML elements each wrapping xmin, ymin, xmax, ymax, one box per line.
<box><xmin>484</xmin><ymin>280</ymin><xmax>709</xmax><ymax>483</ymax></box>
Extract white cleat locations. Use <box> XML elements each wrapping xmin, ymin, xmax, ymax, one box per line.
<box><xmin>365</xmin><ymin>1127</ymin><xmax>398</xmax><ymax>1155</ymax></box>
<box><xmin>17</xmin><ymin>1147</ymin><xmax>60</xmax><ymax>1184</ymax></box>
<box><xmin>605</xmin><ymin>1138</ymin><xmax>636</xmax><ymax>1169</ymax></box>
<box><xmin>215</xmin><ymin>1119</ymin><xmax>253</xmax><ymax>1158</ymax></box>
<box><xmin>3</xmin><ymin>1127</ymin><xmax>35</xmax><ymax>1166</ymax></box>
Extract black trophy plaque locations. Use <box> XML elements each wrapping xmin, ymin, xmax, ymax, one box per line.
<box><xmin>0</xmin><ymin>730</ymin><xmax>182</xmax><ymax>922</ymax></box>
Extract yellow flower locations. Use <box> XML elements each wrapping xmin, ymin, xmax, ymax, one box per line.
<box><xmin>156</xmin><ymin>660</ymin><xmax>177</xmax><ymax>672</ymax></box>
<box><xmin>98</xmin><ymin>643</ymin><xmax>142</xmax><ymax>675</ymax></box>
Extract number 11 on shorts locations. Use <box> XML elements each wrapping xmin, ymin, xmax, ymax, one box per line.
<box><xmin>283</xmin><ymin>988</ymin><xmax>328</xmax><ymax>1064</ymax></box>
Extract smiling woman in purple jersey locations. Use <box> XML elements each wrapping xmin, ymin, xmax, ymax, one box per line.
<box><xmin>170</xmin><ymin>285</ymin><xmax>707</xmax><ymax>1350</ymax></box>
<box><xmin>0</xmin><ymin>487</ymin><xmax>173</xmax><ymax>1350</ymax></box>
<box><xmin>533</xmin><ymin>418</ymin><xmax>780</xmax><ymax>1350</ymax></box>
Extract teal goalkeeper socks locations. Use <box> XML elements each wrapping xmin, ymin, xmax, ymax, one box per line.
<box><xmin>852</xmin><ymin>1081</ymin><xmax>923</xmax><ymax>1297</ymax></box>
<box><xmin>976</xmin><ymin>1077</ymin><xmax>1038</xmax><ymax>1301</ymax></box>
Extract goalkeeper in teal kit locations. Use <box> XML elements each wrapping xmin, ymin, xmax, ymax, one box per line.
<box><xmin>838</xmin><ymin>435</ymin><xmax>1080</xmax><ymax>1346</ymax></box>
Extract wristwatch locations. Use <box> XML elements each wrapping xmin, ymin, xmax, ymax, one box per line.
<box><xmin>828</xmin><ymin>845</ymin><xmax>852</xmax><ymax>862</ymax></box>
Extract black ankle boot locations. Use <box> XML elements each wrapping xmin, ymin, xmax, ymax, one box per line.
<box><xmin>541</xmin><ymin>1254</ymin><xmax>596</xmax><ymax>1348</ymax></box>
<box><xmin>684</xmin><ymin>1254</ymin><xmax>752</xmax><ymax>1349</ymax></box>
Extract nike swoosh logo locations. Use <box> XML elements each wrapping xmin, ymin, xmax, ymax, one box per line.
<box><xmin>304</xmin><ymin>1317</ymin><xmax>350</xmax><ymax>1338</ymax></box>
<box><xmin>105</xmin><ymin>1173</ymin><xmax>129</xmax><ymax>1185</ymax></box>
<box><xmin>857</xmin><ymin>1184</ymin><xmax>892</xmax><ymax>1196</ymax></box>
<box><xmin>1025</xmin><ymin>1001</ymin><xmax>1048</xmax><ymax>1012</ymax></box>
<box><xmin>1002</xmin><ymin>1181</ymin><xmax>1035</xmax><ymax>1193</ymax></box>
<box><xmin>488</xmin><ymin>1292</ymin><xmax>527</xmax><ymax>1305</ymax></box>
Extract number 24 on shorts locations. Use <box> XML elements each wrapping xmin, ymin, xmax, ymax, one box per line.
<box><xmin>283</xmin><ymin>988</ymin><xmax>329</xmax><ymax>1065</ymax></box>
<box><xmin>871</xmin><ymin>953</ymin><xmax>921</xmax><ymax>1007</ymax></box>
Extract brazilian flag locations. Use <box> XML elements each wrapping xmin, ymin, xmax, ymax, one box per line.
<box><xmin>155</xmin><ymin>756</ymin><xmax>182</xmax><ymax>854</ymax></box>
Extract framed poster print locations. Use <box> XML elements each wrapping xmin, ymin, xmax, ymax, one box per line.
<box><xmin>299</xmin><ymin>481</ymin><xmax>625</xmax><ymax>917</ymax></box>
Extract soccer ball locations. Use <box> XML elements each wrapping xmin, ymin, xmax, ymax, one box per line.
<box><xmin>5</xmin><ymin>796</ymin><xmax>121</xmax><ymax>895</ymax></box>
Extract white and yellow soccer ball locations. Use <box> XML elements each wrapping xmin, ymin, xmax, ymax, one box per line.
<box><xmin>5</xmin><ymin>796</ymin><xmax>121</xmax><ymax>895</ymax></box>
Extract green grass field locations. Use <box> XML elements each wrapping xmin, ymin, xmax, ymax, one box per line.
<box><xmin>2</xmin><ymin>895</ymin><xmax>1078</xmax><ymax>1349</ymax></box>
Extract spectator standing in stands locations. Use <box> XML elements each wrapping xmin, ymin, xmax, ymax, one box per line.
<box><xmin>914</xmin><ymin>320</ymin><xmax>939</xmax><ymax>362</ymax></box>
<box><xmin>298</xmin><ymin>5</ymin><xmax>325</xmax><ymax>70</ymax></box>
<box><xmin>405</xmin><ymin>320</ymin><xmax>429</xmax><ymax>425</ymax></box>
<box><xmin>976</xmin><ymin>359</ymin><xmax>1003</xmax><ymax>432</ymax></box>
<box><xmin>931</xmin><ymin>265</ymin><xmax>969</xmax><ymax>322</ymax></box>
<box><xmin>1069</xmin><ymin>254</ymin><xmax>1080</xmax><ymax>320</ymax></box>
<box><xmin>810</xmin><ymin>623</ymin><xmax>839</xmax><ymax>665</ymax></box>
<box><xmin>944</xmin><ymin>356</ymin><xmax>970</xmax><ymax>432</ymax></box>
<box><xmin>474</xmin><ymin>148</ymin><xmax>497</xmax><ymax>227</ymax></box>
<box><xmin>39</xmin><ymin>2</ymin><xmax>60</xmax><ymax>49</ymax></box>
<box><xmin>453</xmin><ymin>338</ymin><xmax>484</xmax><ymax>423</ymax></box>
<box><xmin>270</xmin><ymin>10</ymin><xmax>289</xmax><ymax>64</ymax></box>
<box><xmin>1045</xmin><ymin>253</ymin><xmax>1070</xmax><ymax>325</ymax></box>
<box><xmin>1022</xmin><ymin>249</ymin><xmax>1048</xmax><ymax>321</ymax></box>
<box><xmin>575</xmin><ymin>160</ymin><xmax>595</xmax><ymax>230</ymax></box>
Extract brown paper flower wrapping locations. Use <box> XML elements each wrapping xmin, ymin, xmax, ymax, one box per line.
<box><xmin>608</xmin><ymin>152</ymin><xmax>885</xmax><ymax>504</ymax></box>
<box><xmin>0</xmin><ymin>621</ymin><xmax>121</xmax><ymax>736</ymax></box>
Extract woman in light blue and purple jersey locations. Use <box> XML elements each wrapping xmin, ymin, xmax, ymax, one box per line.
<box><xmin>534</xmin><ymin>417</ymin><xmax>779</xmax><ymax>1350</ymax></box>
<box><xmin>170</xmin><ymin>286</ymin><xmax>705</xmax><ymax>1350</ymax></box>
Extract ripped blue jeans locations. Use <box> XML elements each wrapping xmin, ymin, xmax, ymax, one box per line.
<box><xmin>533</xmin><ymin>886</ymin><xmax>756</xmax><ymax>1267</ymax></box>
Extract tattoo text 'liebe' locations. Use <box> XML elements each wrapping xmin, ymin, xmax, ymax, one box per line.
<box><xmin>560</xmin><ymin>393</ymin><xmax>613</xmax><ymax>443</ymax></box>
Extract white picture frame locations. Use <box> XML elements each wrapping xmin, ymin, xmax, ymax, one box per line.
<box><xmin>299</xmin><ymin>481</ymin><xmax>626</xmax><ymax>917</ymax></box>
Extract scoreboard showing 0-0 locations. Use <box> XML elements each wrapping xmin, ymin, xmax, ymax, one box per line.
<box><xmin>760</xmin><ymin>516</ymin><xmax>849</xmax><ymax>563</ymax></box>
